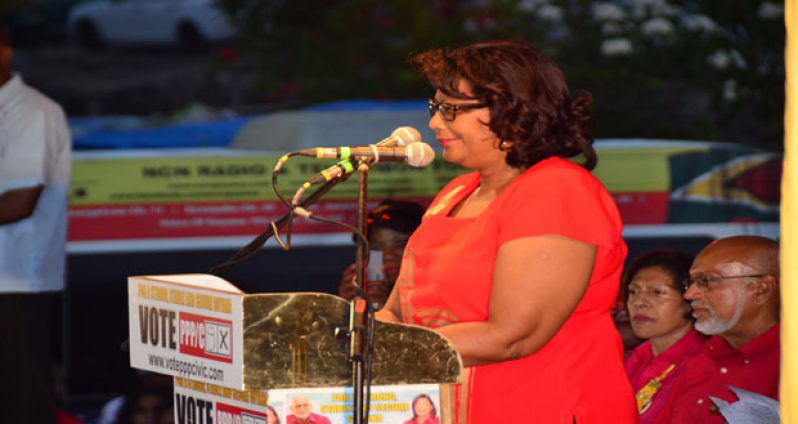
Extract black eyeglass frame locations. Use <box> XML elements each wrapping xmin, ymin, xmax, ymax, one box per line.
<box><xmin>427</xmin><ymin>98</ymin><xmax>486</xmax><ymax>121</ymax></box>
<box><xmin>683</xmin><ymin>274</ymin><xmax>766</xmax><ymax>290</ymax></box>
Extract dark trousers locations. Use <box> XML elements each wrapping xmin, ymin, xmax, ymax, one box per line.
<box><xmin>0</xmin><ymin>293</ymin><xmax>58</xmax><ymax>423</ymax></box>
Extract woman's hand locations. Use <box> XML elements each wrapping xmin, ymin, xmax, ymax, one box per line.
<box><xmin>437</xmin><ymin>234</ymin><xmax>597</xmax><ymax>367</ymax></box>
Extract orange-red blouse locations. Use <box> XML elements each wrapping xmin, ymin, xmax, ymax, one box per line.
<box><xmin>397</xmin><ymin>157</ymin><xmax>637</xmax><ymax>423</ymax></box>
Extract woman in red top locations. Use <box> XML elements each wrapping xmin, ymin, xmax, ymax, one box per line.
<box><xmin>624</xmin><ymin>249</ymin><xmax>708</xmax><ymax>423</ymax></box>
<box><xmin>376</xmin><ymin>40</ymin><xmax>637</xmax><ymax>423</ymax></box>
<box><xmin>403</xmin><ymin>394</ymin><xmax>440</xmax><ymax>424</ymax></box>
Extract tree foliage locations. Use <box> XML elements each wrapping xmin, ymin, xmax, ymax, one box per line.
<box><xmin>217</xmin><ymin>0</ymin><xmax>784</xmax><ymax>149</ymax></box>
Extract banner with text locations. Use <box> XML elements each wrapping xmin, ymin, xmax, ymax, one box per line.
<box><xmin>128</xmin><ymin>274</ymin><xmax>245</xmax><ymax>389</ymax></box>
<box><xmin>70</xmin><ymin>143</ymin><xmax>781</xmax><ymax>251</ymax></box>
<box><xmin>173</xmin><ymin>377</ymin><xmax>444</xmax><ymax>424</ymax></box>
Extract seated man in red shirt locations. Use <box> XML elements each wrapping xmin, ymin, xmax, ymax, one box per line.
<box><xmin>287</xmin><ymin>395</ymin><xmax>331</xmax><ymax>424</ymax></box>
<box><xmin>654</xmin><ymin>235</ymin><xmax>779</xmax><ymax>423</ymax></box>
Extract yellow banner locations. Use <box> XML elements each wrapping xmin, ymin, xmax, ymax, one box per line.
<box><xmin>781</xmin><ymin>0</ymin><xmax>796</xmax><ymax>422</ymax></box>
<box><xmin>70</xmin><ymin>153</ymin><xmax>463</xmax><ymax>206</ymax></box>
<box><xmin>70</xmin><ymin>145</ymin><xmax>693</xmax><ymax>206</ymax></box>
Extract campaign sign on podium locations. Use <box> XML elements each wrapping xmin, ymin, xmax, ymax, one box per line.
<box><xmin>129</xmin><ymin>274</ymin><xmax>247</xmax><ymax>389</ymax></box>
<box><xmin>128</xmin><ymin>273</ymin><xmax>462</xmax><ymax>392</ymax></box>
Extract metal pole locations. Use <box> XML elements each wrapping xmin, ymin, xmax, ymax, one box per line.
<box><xmin>350</xmin><ymin>161</ymin><xmax>370</xmax><ymax>424</ymax></box>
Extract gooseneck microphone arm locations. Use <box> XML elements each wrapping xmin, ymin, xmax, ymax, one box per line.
<box><xmin>209</xmin><ymin>126</ymin><xmax>428</xmax><ymax>275</ymax></box>
<box><xmin>207</xmin><ymin>172</ymin><xmax>352</xmax><ymax>276</ymax></box>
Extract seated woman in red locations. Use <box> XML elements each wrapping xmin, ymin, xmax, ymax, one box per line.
<box><xmin>624</xmin><ymin>249</ymin><xmax>708</xmax><ymax>423</ymax></box>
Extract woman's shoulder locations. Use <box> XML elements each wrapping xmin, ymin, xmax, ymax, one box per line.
<box><xmin>493</xmin><ymin>156</ymin><xmax>623</xmax><ymax>244</ymax></box>
<box><xmin>521</xmin><ymin>157</ymin><xmax>600</xmax><ymax>185</ymax></box>
<box><xmin>507</xmin><ymin>157</ymin><xmax>611</xmax><ymax>203</ymax></box>
<box><xmin>625</xmin><ymin>340</ymin><xmax>654</xmax><ymax>369</ymax></box>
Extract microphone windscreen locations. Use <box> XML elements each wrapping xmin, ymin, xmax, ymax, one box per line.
<box><xmin>405</xmin><ymin>142</ymin><xmax>435</xmax><ymax>167</ymax></box>
<box><xmin>391</xmin><ymin>126</ymin><xmax>421</xmax><ymax>146</ymax></box>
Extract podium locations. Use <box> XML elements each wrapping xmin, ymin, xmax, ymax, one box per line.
<box><xmin>128</xmin><ymin>273</ymin><xmax>462</xmax><ymax>424</ymax></box>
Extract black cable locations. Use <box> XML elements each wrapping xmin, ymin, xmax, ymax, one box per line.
<box><xmin>208</xmin><ymin>155</ymin><xmax>353</xmax><ymax>275</ymax></box>
<box><xmin>271</xmin><ymin>157</ymin><xmax>300</xmax><ymax>212</ymax></box>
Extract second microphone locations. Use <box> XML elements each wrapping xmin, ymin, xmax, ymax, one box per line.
<box><xmin>296</xmin><ymin>142</ymin><xmax>435</xmax><ymax>168</ymax></box>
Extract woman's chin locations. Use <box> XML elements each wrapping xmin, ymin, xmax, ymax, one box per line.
<box><xmin>441</xmin><ymin>151</ymin><xmax>469</xmax><ymax>168</ymax></box>
<box><xmin>630</xmin><ymin>324</ymin><xmax>656</xmax><ymax>340</ymax></box>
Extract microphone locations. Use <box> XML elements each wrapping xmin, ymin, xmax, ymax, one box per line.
<box><xmin>298</xmin><ymin>142</ymin><xmax>434</xmax><ymax>165</ymax></box>
<box><xmin>296</xmin><ymin>125</ymin><xmax>423</xmax><ymax>163</ymax></box>
<box><xmin>273</xmin><ymin>126</ymin><xmax>422</xmax><ymax>174</ymax></box>
<box><xmin>376</xmin><ymin>126</ymin><xmax>421</xmax><ymax>147</ymax></box>
<box><xmin>305</xmin><ymin>142</ymin><xmax>435</xmax><ymax>184</ymax></box>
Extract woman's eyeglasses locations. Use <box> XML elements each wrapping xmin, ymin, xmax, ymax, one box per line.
<box><xmin>682</xmin><ymin>274</ymin><xmax>765</xmax><ymax>290</ymax></box>
<box><xmin>427</xmin><ymin>98</ymin><xmax>485</xmax><ymax>121</ymax></box>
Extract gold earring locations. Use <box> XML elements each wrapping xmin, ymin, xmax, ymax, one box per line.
<box><xmin>499</xmin><ymin>140</ymin><xmax>512</xmax><ymax>151</ymax></box>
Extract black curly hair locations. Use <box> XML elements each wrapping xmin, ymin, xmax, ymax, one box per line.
<box><xmin>412</xmin><ymin>39</ymin><xmax>596</xmax><ymax>170</ymax></box>
<box><xmin>622</xmin><ymin>249</ymin><xmax>695</xmax><ymax>298</ymax></box>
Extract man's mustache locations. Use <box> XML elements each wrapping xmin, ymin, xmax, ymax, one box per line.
<box><xmin>691</xmin><ymin>301</ymin><xmax>712</xmax><ymax>312</ymax></box>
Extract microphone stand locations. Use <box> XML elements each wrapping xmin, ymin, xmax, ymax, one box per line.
<box><xmin>210</xmin><ymin>155</ymin><xmax>374</xmax><ymax>423</ymax></box>
<box><xmin>350</xmin><ymin>161</ymin><xmax>371</xmax><ymax>424</ymax></box>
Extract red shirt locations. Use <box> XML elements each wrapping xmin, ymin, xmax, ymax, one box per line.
<box><xmin>653</xmin><ymin>323</ymin><xmax>780</xmax><ymax>424</ymax></box>
<box><xmin>398</xmin><ymin>157</ymin><xmax>637</xmax><ymax>423</ymax></box>
<box><xmin>625</xmin><ymin>329</ymin><xmax>708</xmax><ymax>424</ymax></box>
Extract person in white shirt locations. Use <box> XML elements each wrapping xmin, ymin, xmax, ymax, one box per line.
<box><xmin>0</xmin><ymin>24</ymin><xmax>72</xmax><ymax>423</ymax></box>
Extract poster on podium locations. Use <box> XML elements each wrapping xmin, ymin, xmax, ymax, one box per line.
<box><xmin>128</xmin><ymin>273</ymin><xmax>462</xmax><ymax>392</ymax></box>
<box><xmin>128</xmin><ymin>274</ymin><xmax>246</xmax><ymax>389</ymax></box>
<box><xmin>173</xmin><ymin>377</ymin><xmax>444</xmax><ymax>424</ymax></box>
<box><xmin>128</xmin><ymin>273</ymin><xmax>461</xmax><ymax>423</ymax></box>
